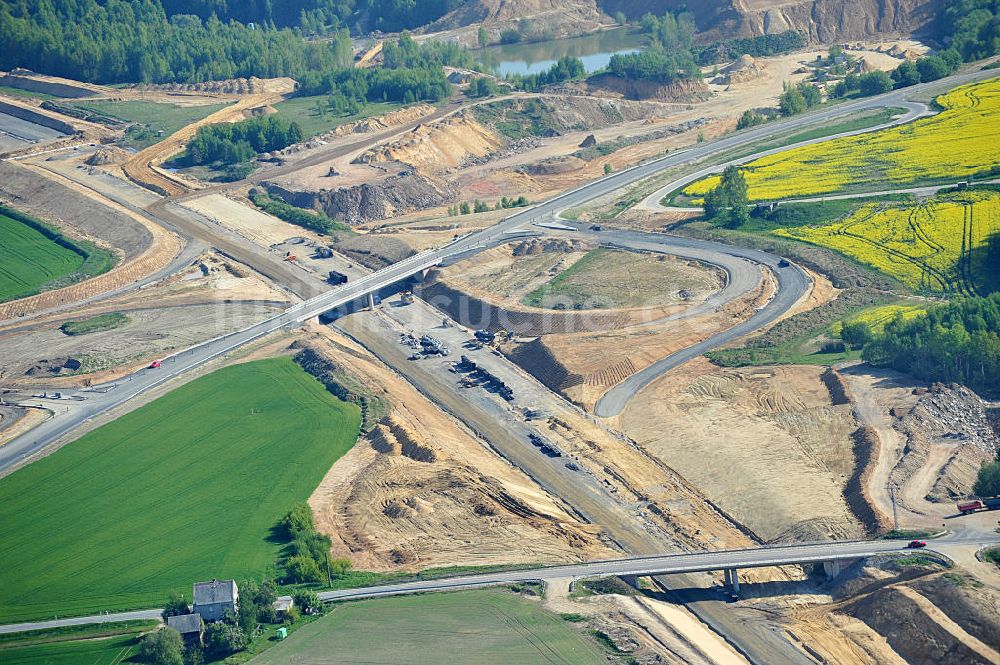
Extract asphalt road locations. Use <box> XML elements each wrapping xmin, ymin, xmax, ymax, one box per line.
<box><xmin>593</xmin><ymin>229</ymin><xmax>811</xmax><ymax>418</ymax></box>
<box><xmin>3</xmin><ymin>535</ymin><xmax>995</xmax><ymax>635</ymax></box>
<box><xmin>4</xmin><ymin>67</ymin><xmax>995</xmax><ymax>475</ymax></box>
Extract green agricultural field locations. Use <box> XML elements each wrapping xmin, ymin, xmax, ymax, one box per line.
<box><xmin>250</xmin><ymin>589</ymin><xmax>613</xmax><ymax>665</ymax></box>
<box><xmin>272</xmin><ymin>96</ymin><xmax>399</xmax><ymax>138</ymax></box>
<box><xmin>0</xmin><ymin>632</ymin><xmax>140</xmax><ymax>664</ymax></box>
<box><xmin>0</xmin><ymin>357</ymin><xmax>361</xmax><ymax>623</ymax></box>
<box><xmin>0</xmin><ymin>621</ymin><xmax>156</xmax><ymax>665</ymax></box>
<box><xmin>67</xmin><ymin>99</ymin><xmax>230</xmax><ymax>148</ymax></box>
<box><xmin>0</xmin><ymin>212</ymin><xmax>86</xmax><ymax>302</ymax></box>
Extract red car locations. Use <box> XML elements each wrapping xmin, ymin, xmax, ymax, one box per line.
<box><xmin>149</xmin><ymin>360</ymin><xmax>162</xmax><ymax>369</ymax></box>
<box><xmin>906</xmin><ymin>540</ymin><xmax>927</xmax><ymax>549</ymax></box>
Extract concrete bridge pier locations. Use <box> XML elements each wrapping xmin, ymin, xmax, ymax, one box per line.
<box><xmin>724</xmin><ymin>568</ymin><xmax>740</xmax><ymax>595</ymax></box>
<box><xmin>619</xmin><ymin>574</ymin><xmax>640</xmax><ymax>590</ymax></box>
<box><xmin>823</xmin><ymin>559</ymin><xmax>847</xmax><ymax>579</ymax></box>
<box><xmin>367</xmin><ymin>293</ymin><xmax>376</xmax><ymax>310</ymax></box>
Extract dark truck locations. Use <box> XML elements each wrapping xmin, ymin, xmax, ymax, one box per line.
<box><xmin>956</xmin><ymin>497</ymin><xmax>1000</xmax><ymax>514</ymax></box>
<box><xmin>327</xmin><ymin>270</ymin><xmax>348</xmax><ymax>285</ymax></box>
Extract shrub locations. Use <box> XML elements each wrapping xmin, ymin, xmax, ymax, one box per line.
<box><xmin>285</xmin><ymin>554</ymin><xmax>323</xmax><ymax>583</ymax></box>
<box><xmin>161</xmin><ymin>592</ymin><xmax>191</xmax><ymax>621</ymax></box>
<box><xmin>280</xmin><ymin>503</ymin><xmax>314</xmax><ymax>539</ymax></box>
<box><xmin>974</xmin><ymin>460</ymin><xmax>1000</xmax><ymax>497</ymax></box>
<box><xmin>292</xmin><ymin>589</ymin><xmax>324</xmax><ymax>615</ymax></box>
<box><xmin>204</xmin><ymin>620</ymin><xmax>247</xmax><ymax>656</ymax></box>
<box><xmin>138</xmin><ymin>628</ymin><xmax>184</xmax><ymax>665</ymax></box>
<box><xmin>858</xmin><ymin>70</ymin><xmax>893</xmax><ymax>96</ymax></box>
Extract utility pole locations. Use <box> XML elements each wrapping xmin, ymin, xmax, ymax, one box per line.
<box><xmin>890</xmin><ymin>485</ymin><xmax>899</xmax><ymax>532</ymax></box>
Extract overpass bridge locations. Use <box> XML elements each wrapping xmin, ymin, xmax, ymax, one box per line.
<box><xmin>2</xmin><ymin>535</ymin><xmax>994</xmax><ymax>635</ymax></box>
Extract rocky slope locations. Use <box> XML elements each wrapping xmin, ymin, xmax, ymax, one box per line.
<box><xmin>601</xmin><ymin>0</ymin><xmax>936</xmax><ymax>42</ymax></box>
<box><xmin>428</xmin><ymin>0</ymin><xmax>609</xmax><ymax>40</ymax></box>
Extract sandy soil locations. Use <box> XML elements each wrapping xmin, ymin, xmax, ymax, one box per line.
<box><xmin>0</xmin><ymin>407</ymin><xmax>50</xmax><ymax>447</ymax></box>
<box><xmin>180</xmin><ymin>193</ymin><xmax>315</xmax><ymax>246</ymax></box>
<box><xmin>0</xmin><ymin>253</ymin><xmax>289</xmax><ymax>389</ymax></box>
<box><xmin>122</xmin><ymin>78</ymin><xmax>295</xmax><ymax>196</ymax></box>
<box><xmin>439</xmin><ymin>242</ymin><xmax>725</xmax><ymax>312</ymax></box>
<box><xmin>0</xmin><ymin>162</ymin><xmax>183</xmax><ymax>321</ymax></box>
<box><xmin>300</xmin><ymin>326</ymin><xmax>611</xmax><ymax>571</ymax></box>
<box><xmin>620</xmin><ymin>360</ymin><xmax>863</xmax><ymax>542</ymax></box>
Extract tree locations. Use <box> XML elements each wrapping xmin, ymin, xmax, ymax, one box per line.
<box><xmin>162</xmin><ymin>592</ymin><xmax>190</xmax><ymax>621</ymax></box>
<box><xmin>280</xmin><ymin>503</ymin><xmax>314</xmax><ymax>539</ymax></box>
<box><xmin>138</xmin><ymin>628</ymin><xmax>184</xmax><ymax>665</ymax></box>
<box><xmin>737</xmin><ymin>109</ymin><xmax>766</xmax><ymax>129</ymax></box>
<box><xmin>478</xmin><ymin>25</ymin><xmax>489</xmax><ymax>48</ymax></box>
<box><xmin>705</xmin><ymin>165</ymin><xmax>749</xmax><ymax>227</ymax></box>
<box><xmin>839</xmin><ymin>321</ymin><xmax>873</xmax><ymax>348</ymax></box>
<box><xmin>797</xmin><ymin>82</ymin><xmax>822</xmax><ymax>108</ymax></box>
<box><xmin>292</xmin><ymin>589</ymin><xmax>325</xmax><ymax>615</ymax></box>
<box><xmin>916</xmin><ymin>55</ymin><xmax>953</xmax><ymax>82</ymax></box>
<box><xmin>973</xmin><ymin>460</ymin><xmax>1000</xmax><ymax>497</ymax></box>
<box><xmin>858</xmin><ymin>70</ymin><xmax>894</xmax><ymax>96</ymax></box>
<box><xmin>285</xmin><ymin>554</ymin><xmax>323</xmax><ymax>583</ymax></box>
<box><xmin>779</xmin><ymin>83</ymin><xmax>806</xmax><ymax>115</ymax></box>
<box><xmin>459</xmin><ymin>201</ymin><xmax>471</xmax><ymax>215</ymax></box>
<box><xmin>604</xmin><ymin>163</ymin><xmax>614</xmax><ymax>175</ymax></box>
<box><xmin>614</xmin><ymin>11</ymin><xmax>627</xmax><ymax>26</ymax></box>
<box><xmin>892</xmin><ymin>60</ymin><xmax>921</xmax><ymax>87</ymax></box>
<box><xmin>205</xmin><ymin>620</ymin><xmax>247</xmax><ymax>657</ymax></box>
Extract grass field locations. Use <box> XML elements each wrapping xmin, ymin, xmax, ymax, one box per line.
<box><xmin>0</xmin><ymin>212</ymin><xmax>87</xmax><ymax>302</ymax></box>
<box><xmin>67</xmin><ymin>99</ymin><xmax>229</xmax><ymax>148</ymax></box>
<box><xmin>0</xmin><ymin>84</ymin><xmax>59</xmax><ymax>101</ymax></box>
<box><xmin>272</xmin><ymin>96</ymin><xmax>399</xmax><ymax>138</ymax></box>
<box><xmin>773</xmin><ymin>189</ymin><xmax>1000</xmax><ymax>294</ymax></box>
<box><xmin>685</xmin><ymin>77</ymin><xmax>1000</xmax><ymax>200</ymax></box>
<box><xmin>0</xmin><ymin>357</ymin><xmax>361</xmax><ymax>623</ymax></box>
<box><xmin>60</xmin><ymin>312</ymin><xmax>130</xmax><ymax>336</ymax></box>
<box><xmin>250</xmin><ymin>589</ymin><xmax>613</xmax><ymax>665</ymax></box>
<box><xmin>0</xmin><ymin>621</ymin><xmax>156</xmax><ymax>665</ymax></box>
<box><xmin>522</xmin><ymin>248</ymin><xmax>716</xmax><ymax>309</ymax></box>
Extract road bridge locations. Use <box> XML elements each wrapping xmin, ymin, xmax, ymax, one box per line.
<box><xmin>2</xmin><ymin>535</ymin><xmax>994</xmax><ymax>635</ymax></box>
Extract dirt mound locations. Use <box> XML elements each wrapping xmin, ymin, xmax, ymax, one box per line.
<box><xmin>84</xmin><ymin>148</ymin><xmax>126</xmax><ymax>166</ymax></box>
<box><xmin>122</xmin><ymin>77</ymin><xmax>269</xmax><ymax>95</ymax></box>
<box><xmin>840</xmin><ymin>576</ymin><xmax>1000</xmax><ymax>664</ymax></box>
<box><xmin>332</xmin><ymin>104</ymin><xmax>434</xmax><ymax>136</ymax></box>
<box><xmin>304</xmin><ymin>330</ymin><xmax>609</xmax><ymax>572</ymax></box>
<box><xmin>520</xmin><ymin>155</ymin><xmax>586</xmax><ymax>175</ymax></box>
<box><xmin>333</xmin><ymin>234</ymin><xmax>416</xmax><ymax>270</ymax></box>
<box><xmin>587</xmin><ymin>73</ymin><xmax>710</xmax><ymax>102</ymax></box>
<box><xmin>720</xmin><ymin>54</ymin><xmax>767</xmax><ymax>84</ymax></box>
<box><xmin>510</xmin><ymin>238</ymin><xmax>582</xmax><ymax>256</ymax></box>
<box><xmin>505</xmin><ymin>338</ymin><xmax>584</xmax><ymax>392</ymax></box>
<box><xmin>353</xmin><ymin>114</ymin><xmax>502</xmax><ymax>172</ymax></box>
<box><xmin>414</xmin><ymin>279</ymin><xmax>632</xmax><ymax>335</ymax></box>
<box><xmin>893</xmin><ymin>383</ymin><xmax>999</xmax><ymax>501</ymax></box>
<box><xmin>263</xmin><ymin>169</ymin><xmax>452</xmax><ymax>224</ymax></box>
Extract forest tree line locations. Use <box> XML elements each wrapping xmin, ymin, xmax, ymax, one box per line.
<box><xmin>0</xmin><ymin>0</ymin><xmax>352</xmax><ymax>84</ymax></box>
<box><xmin>862</xmin><ymin>294</ymin><xmax>1000</xmax><ymax>395</ymax></box>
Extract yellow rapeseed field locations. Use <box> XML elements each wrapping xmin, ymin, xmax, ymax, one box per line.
<box><xmin>831</xmin><ymin>303</ymin><xmax>927</xmax><ymax>336</ymax></box>
<box><xmin>685</xmin><ymin>77</ymin><xmax>1000</xmax><ymax>200</ymax></box>
<box><xmin>774</xmin><ymin>190</ymin><xmax>1000</xmax><ymax>294</ymax></box>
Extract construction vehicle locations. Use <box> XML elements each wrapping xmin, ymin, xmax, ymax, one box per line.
<box><xmin>327</xmin><ymin>270</ymin><xmax>348</xmax><ymax>285</ymax></box>
<box><xmin>956</xmin><ymin>497</ymin><xmax>1000</xmax><ymax>514</ymax></box>
<box><xmin>400</xmin><ymin>291</ymin><xmax>414</xmax><ymax>305</ymax></box>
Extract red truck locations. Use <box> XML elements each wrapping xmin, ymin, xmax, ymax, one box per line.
<box><xmin>957</xmin><ymin>497</ymin><xmax>1000</xmax><ymax>514</ymax></box>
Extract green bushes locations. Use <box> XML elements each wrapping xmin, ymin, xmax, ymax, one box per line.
<box><xmin>182</xmin><ymin>116</ymin><xmax>303</xmax><ymax>168</ymax></box>
<box><xmin>297</xmin><ymin>66</ymin><xmax>451</xmax><ymax>104</ymax></box>
<box><xmin>276</xmin><ymin>502</ymin><xmax>351</xmax><ymax>585</ymax></box>
<box><xmin>506</xmin><ymin>56</ymin><xmax>584</xmax><ymax>91</ymax></box>
<box><xmin>249</xmin><ymin>190</ymin><xmax>351</xmax><ymax>235</ymax></box>
<box><xmin>60</xmin><ymin>312</ymin><xmax>131</xmax><ymax>336</ymax></box>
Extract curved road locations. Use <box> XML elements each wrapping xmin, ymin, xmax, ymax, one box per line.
<box><xmin>3</xmin><ymin>67</ymin><xmax>996</xmax><ymax>476</ymax></box>
<box><xmin>592</xmin><ymin>230</ymin><xmax>810</xmax><ymax>417</ymax></box>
